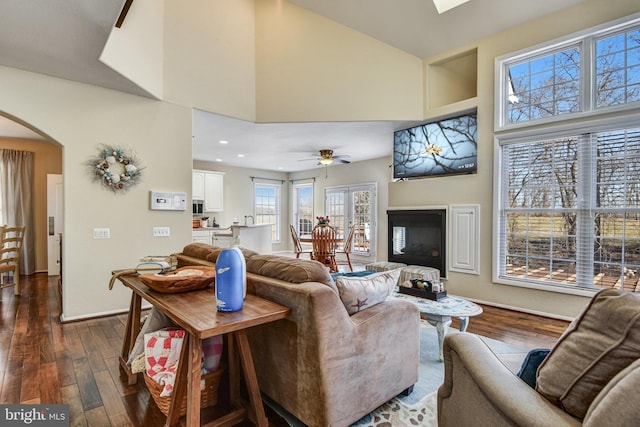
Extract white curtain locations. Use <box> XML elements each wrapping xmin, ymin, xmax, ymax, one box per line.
<box><xmin>0</xmin><ymin>149</ymin><xmax>35</xmax><ymax>275</ymax></box>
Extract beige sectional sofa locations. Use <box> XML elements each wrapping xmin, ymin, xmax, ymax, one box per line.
<box><xmin>174</xmin><ymin>243</ymin><xmax>420</xmax><ymax>427</ymax></box>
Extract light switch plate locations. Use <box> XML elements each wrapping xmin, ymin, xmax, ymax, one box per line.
<box><xmin>93</xmin><ymin>228</ymin><xmax>110</xmax><ymax>239</ymax></box>
<box><xmin>153</xmin><ymin>227</ymin><xmax>170</xmax><ymax>237</ymax></box>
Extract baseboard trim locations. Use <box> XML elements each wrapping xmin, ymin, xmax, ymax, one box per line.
<box><xmin>454</xmin><ymin>295</ymin><xmax>574</xmax><ymax>322</ymax></box>
<box><xmin>60</xmin><ymin>303</ymin><xmax>153</xmax><ymax>323</ymax></box>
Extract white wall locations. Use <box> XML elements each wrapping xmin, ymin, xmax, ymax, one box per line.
<box><xmin>163</xmin><ymin>0</ymin><xmax>257</xmax><ymax>122</ymax></box>
<box><xmin>100</xmin><ymin>0</ymin><xmax>164</xmax><ymax>98</ymax></box>
<box><xmin>254</xmin><ymin>0</ymin><xmax>423</xmax><ymax>122</ymax></box>
<box><xmin>0</xmin><ymin>66</ymin><xmax>193</xmax><ymax>320</ymax></box>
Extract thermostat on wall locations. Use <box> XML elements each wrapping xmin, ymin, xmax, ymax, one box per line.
<box><xmin>150</xmin><ymin>191</ymin><xmax>187</xmax><ymax>211</ymax></box>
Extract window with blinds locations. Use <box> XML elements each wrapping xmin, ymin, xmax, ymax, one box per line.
<box><xmin>495</xmin><ymin>14</ymin><xmax>640</xmax><ymax>295</ymax></box>
<box><xmin>498</xmin><ymin>127</ymin><xmax>640</xmax><ymax>292</ymax></box>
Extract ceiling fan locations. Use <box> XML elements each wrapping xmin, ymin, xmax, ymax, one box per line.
<box><xmin>300</xmin><ymin>149</ymin><xmax>351</xmax><ymax>166</ymax></box>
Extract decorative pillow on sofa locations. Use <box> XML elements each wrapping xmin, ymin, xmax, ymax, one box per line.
<box><xmin>246</xmin><ymin>255</ymin><xmax>337</xmax><ymax>293</ymax></box>
<box><xmin>517</xmin><ymin>348</ymin><xmax>550</xmax><ymax>388</ymax></box>
<box><xmin>335</xmin><ymin>269</ymin><xmax>401</xmax><ymax>315</ymax></box>
<box><xmin>535</xmin><ymin>288</ymin><xmax>640</xmax><ymax>419</ymax></box>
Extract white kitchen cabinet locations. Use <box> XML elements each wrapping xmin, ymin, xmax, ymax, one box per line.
<box><xmin>204</xmin><ymin>171</ymin><xmax>224</xmax><ymax>212</ymax></box>
<box><xmin>192</xmin><ymin>229</ymin><xmax>212</xmax><ymax>244</ymax></box>
<box><xmin>192</xmin><ymin>171</ymin><xmax>205</xmax><ymax>200</ymax></box>
<box><xmin>192</xmin><ymin>170</ymin><xmax>224</xmax><ymax>211</ymax></box>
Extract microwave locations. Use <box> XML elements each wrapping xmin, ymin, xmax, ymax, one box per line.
<box><xmin>192</xmin><ymin>200</ymin><xmax>204</xmax><ymax>215</ymax></box>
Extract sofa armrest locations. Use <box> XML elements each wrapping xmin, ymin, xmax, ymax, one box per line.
<box><xmin>438</xmin><ymin>333</ymin><xmax>580</xmax><ymax>427</ymax></box>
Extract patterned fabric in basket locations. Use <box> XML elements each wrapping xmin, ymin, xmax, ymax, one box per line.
<box><xmin>144</xmin><ymin>329</ymin><xmax>185</xmax><ymax>397</ymax></box>
<box><xmin>202</xmin><ymin>335</ymin><xmax>223</xmax><ymax>373</ymax></box>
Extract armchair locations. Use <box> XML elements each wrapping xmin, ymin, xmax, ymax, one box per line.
<box><xmin>438</xmin><ymin>289</ymin><xmax>640</xmax><ymax>427</ymax></box>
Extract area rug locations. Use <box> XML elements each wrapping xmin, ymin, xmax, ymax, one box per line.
<box><xmin>350</xmin><ymin>391</ymin><xmax>437</xmax><ymax>427</ymax></box>
<box><xmin>264</xmin><ymin>323</ymin><xmax>527</xmax><ymax>427</ymax></box>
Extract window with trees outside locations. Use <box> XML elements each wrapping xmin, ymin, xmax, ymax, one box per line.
<box><xmin>293</xmin><ymin>183</ymin><xmax>313</xmax><ymax>238</ymax></box>
<box><xmin>495</xmin><ymin>15</ymin><xmax>640</xmax><ymax>295</ymax></box>
<box><xmin>254</xmin><ymin>182</ymin><xmax>281</xmax><ymax>243</ymax></box>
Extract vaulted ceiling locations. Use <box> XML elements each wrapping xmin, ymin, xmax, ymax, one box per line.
<box><xmin>0</xmin><ymin>0</ymin><xmax>592</xmax><ymax>171</ymax></box>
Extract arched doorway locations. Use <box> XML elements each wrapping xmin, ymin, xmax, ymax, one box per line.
<box><xmin>0</xmin><ymin>112</ymin><xmax>63</xmax><ymax>290</ymax></box>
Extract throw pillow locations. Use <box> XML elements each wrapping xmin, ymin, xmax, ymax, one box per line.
<box><xmin>516</xmin><ymin>348</ymin><xmax>550</xmax><ymax>388</ymax></box>
<box><xmin>335</xmin><ymin>269</ymin><xmax>401</xmax><ymax>315</ymax></box>
<box><xmin>535</xmin><ymin>288</ymin><xmax>640</xmax><ymax>419</ymax></box>
<box><xmin>330</xmin><ymin>270</ymin><xmax>377</xmax><ymax>281</ymax></box>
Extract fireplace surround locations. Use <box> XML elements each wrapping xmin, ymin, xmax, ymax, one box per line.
<box><xmin>387</xmin><ymin>209</ymin><xmax>446</xmax><ymax>278</ymax></box>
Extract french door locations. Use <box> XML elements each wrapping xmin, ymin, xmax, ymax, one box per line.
<box><xmin>324</xmin><ymin>183</ymin><xmax>376</xmax><ymax>257</ymax></box>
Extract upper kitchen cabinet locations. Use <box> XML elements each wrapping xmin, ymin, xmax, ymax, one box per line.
<box><xmin>192</xmin><ymin>170</ymin><xmax>225</xmax><ymax>212</ymax></box>
<box><xmin>204</xmin><ymin>171</ymin><xmax>224</xmax><ymax>212</ymax></box>
<box><xmin>192</xmin><ymin>171</ymin><xmax>205</xmax><ymax>200</ymax></box>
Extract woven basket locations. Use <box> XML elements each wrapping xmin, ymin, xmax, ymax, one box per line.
<box><xmin>144</xmin><ymin>367</ymin><xmax>223</xmax><ymax>417</ymax></box>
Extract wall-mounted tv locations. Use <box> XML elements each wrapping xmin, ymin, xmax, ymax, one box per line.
<box><xmin>393</xmin><ymin>110</ymin><xmax>477</xmax><ymax>179</ymax></box>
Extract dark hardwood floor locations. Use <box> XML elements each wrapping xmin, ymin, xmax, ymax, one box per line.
<box><xmin>0</xmin><ymin>273</ymin><xmax>570</xmax><ymax>426</ymax></box>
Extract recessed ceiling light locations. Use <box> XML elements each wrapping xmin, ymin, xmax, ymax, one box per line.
<box><xmin>215</xmin><ymin>158</ymin><xmax>223</xmax><ymax>162</ymax></box>
<box><xmin>237</xmin><ymin>154</ymin><xmax>245</xmax><ymax>158</ymax></box>
<box><xmin>432</xmin><ymin>0</ymin><xmax>470</xmax><ymax>14</ymax></box>
<box><xmin>219</xmin><ymin>140</ymin><xmax>228</xmax><ymax>144</ymax></box>
<box><xmin>277</xmin><ymin>166</ymin><xmax>284</xmax><ymax>170</ymax></box>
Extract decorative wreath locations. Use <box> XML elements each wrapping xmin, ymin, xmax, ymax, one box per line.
<box><xmin>88</xmin><ymin>145</ymin><xmax>143</xmax><ymax>192</ymax></box>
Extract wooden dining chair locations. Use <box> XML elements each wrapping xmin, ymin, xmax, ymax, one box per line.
<box><xmin>311</xmin><ymin>224</ymin><xmax>339</xmax><ymax>273</ymax></box>
<box><xmin>290</xmin><ymin>224</ymin><xmax>312</xmax><ymax>259</ymax></box>
<box><xmin>0</xmin><ymin>225</ymin><xmax>26</xmax><ymax>300</ymax></box>
<box><xmin>336</xmin><ymin>226</ymin><xmax>355</xmax><ymax>272</ymax></box>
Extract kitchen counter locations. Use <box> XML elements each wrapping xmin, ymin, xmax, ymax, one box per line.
<box><xmin>191</xmin><ymin>224</ymin><xmax>271</xmax><ymax>254</ymax></box>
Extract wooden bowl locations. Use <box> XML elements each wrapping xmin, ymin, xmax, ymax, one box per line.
<box><xmin>139</xmin><ymin>266</ymin><xmax>216</xmax><ymax>293</ymax></box>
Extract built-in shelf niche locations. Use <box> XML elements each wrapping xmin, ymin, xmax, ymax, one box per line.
<box><xmin>426</xmin><ymin>48</ymin><xmax>477</xmax><ymax>110</ymax></box>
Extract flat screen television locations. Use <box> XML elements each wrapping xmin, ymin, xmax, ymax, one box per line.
<box><xmin>393</xmin><ymin>110</ymin><xmax>477</xmax><ymax>179</ymax></box>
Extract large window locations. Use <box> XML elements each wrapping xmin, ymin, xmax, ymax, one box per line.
<box><xmin>495</xmin><ymin>14</ymin><xmax>640</xmax><ymax>295</ymax></box>
<box><xmin>498</xmin><ymin>15</ymin><xmax>640</xmax><ymax>129</ymax></box>
<box><xmin>254</xmin><ymin>182</ymin><xmax>281</xmax><ymax>243</ymax></box>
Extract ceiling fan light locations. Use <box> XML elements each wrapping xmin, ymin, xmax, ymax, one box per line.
<box><xmin>319</xmin><ymin>158</ymin><xmax>333</xmax><ymax>165</ymax></box>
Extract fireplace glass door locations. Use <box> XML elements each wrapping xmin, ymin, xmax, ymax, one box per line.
<box><xmin>388</xmin><ymin>209</ymin><xmax>446</xmax><ymax>278</ymax></box>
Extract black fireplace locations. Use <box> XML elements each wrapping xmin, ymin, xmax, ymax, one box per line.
<box><xmin>387</xmin><ymin>209</ymin><xmax>446</xmax><ymax>278</ymax></box>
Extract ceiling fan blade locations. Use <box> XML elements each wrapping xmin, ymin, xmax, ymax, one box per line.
<box><xmin>334</xmin><ymin>159</ymin><xmax>351</xmax><ymax>164</ymax></box>
<box><xmin>333</xmin><ymin>154</ymin><xmax>351</xmax><ymax>160</ymax></box>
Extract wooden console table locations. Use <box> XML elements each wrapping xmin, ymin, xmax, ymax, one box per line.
<box><xmin>113</xmin><ymin>271</ymin><xmax>290</xmax><ymax>427</ymax></box>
